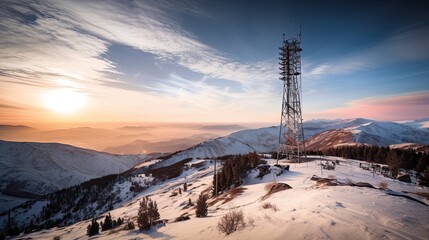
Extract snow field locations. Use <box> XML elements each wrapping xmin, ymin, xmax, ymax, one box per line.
<box><xmin>13</xmin><ymin>157</ymin><xmax>429</xmax><ymax>240</ymax></box>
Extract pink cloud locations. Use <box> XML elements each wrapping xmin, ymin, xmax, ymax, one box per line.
<box><xmin>308</xmin><ymin>91</ymin><xmax>429</xmax><ymax>121</ymax></box>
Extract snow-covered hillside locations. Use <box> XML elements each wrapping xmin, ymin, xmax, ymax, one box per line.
<box><xmin>153</xmin><ymin>118</ymin><xmax>429</xmax><ymax>168</ymax></box>
<box><xmin>0</xmin><ymin>140</ymin><xmax>146</xmax><ymax>212</ymax></box>
<box><xmin>13</xmin><ymin>156</ymin><xmax>429</xmax><ymax>240</ymax></box>
<box><xmin>399</xmin><ymin>118</ymin><xmax>429</xmax><ymax>130</ymax></box>
<box><xmin>153</xmin><ymin>126</ymin><xmax>279</xmax><ymax>168</ymax></box>
<box><xmin>305</xmin><ymin>118</ymin><xmax>429</xmax><ymax>150</ymax></box>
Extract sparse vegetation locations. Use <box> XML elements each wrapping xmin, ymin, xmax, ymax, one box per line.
<box><xmin>213</xmin><ymin>152</ymin><xmax>265</xmax><ymax>195</ymax></box>
<box><xmin>100</xmin><ymin>213</ymin><xmax>124</xmax><ymax>231</ymax></box>
<box><xmin>123</xmin><ymin>219</ymin><xmax>135</xmax><ymax>230</ymax></box>
<box><xmin>217</xmin><ymin>209</ymin><xmax>245</xmax><ymax>235</ymax></box>
<box><xmin>261</xmin><ymin>202</ymin><xmax>279</xmax><ymax>211</ymax></box>
<box><xmin>316</xmin><ymin>146</ymin><xmax>428</xmax><ymax>175</ymax></box>
<box><xmin>145</xmin><ymin>158</ymin><xmax>193</xmax><ymax>179</ymax></box>
<box><xmin>247</xmin><ymin>216</ymin><xmax>255</xmax><ymax>227</ymax></box>
<box><xmin>130</xmin><ymin>181</ymin><xmax>145</xmax><ymax>192</ymax></box>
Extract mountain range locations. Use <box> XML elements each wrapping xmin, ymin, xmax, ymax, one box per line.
<box><xmin>152</xmin><ymin>118</ymin><xmax>429</xmax><ymax>169</ymax></box>
<box><xmin>0</xmin><ymin>118</ymin><xmax>428</xmax><ymax>213</ymax></box>
<box><xmin>0</xmin><ymin>140</ymin><xmax>146</xmax><ymax>212</ymax></box>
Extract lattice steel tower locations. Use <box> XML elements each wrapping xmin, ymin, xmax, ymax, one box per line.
<box><xmin>277</xmin><ymin>33</ymin><xmax>306</xmax><ymax>163</ymax></box>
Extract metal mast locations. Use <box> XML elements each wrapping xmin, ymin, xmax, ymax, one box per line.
<box><xmin>277</xmin><ymin>33</ymin><xmax>306</xmax><ymax>164</ymax></box>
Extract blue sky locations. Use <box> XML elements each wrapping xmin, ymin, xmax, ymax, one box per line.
<box><xmin>0</xmin><ymin>0</ymin><xmax>428</xmax><ymax>125</ymax></box>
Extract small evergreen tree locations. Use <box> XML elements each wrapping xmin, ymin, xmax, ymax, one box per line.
<box><xmin>183</xmin><ymin>182</ymin><xmax>188</xmax><ymax>191</ymax></box>
<box><xmin>117</xmin><ymin>217</ymin><xmax>123</xmax><ymax>225</ymax></box>
<box><xmin>101</xmin><ymin>213</ymin><xmax>113</xmax><ymax>231</ymax></box>
<box><xmin>387</xmin><ymin>151</ymin><xmax>400</xmax><ymax>177</ymax></box>
<box><xmin>137</xmin><ymin>197</ymin><xmax>160</xmax><ymax>230</ymax></box>
<box><xmin>179</xmin><ymin>187</ymin><xmax>182</xmax><ymax>194</ymax></box>
<box><xmin>196</xmin><ymin>194</ymin><xmax>208</xmax><ymax>217</ymax></box>
<box><xmin>148</xmin><ymin>199</ymin><xmax>160</xmax><ymax>224</ymax></box>
<box><xmin>416</xmin><ymin>154</ymin><xmax>428</xmax><ymax>173</ymax></box>
<box><xmin>87</xmin><ymin>218</ymin><xmax>100</xmax><ymax>236</ymax></box>
<box><xmin>137</xmin><ymin>198</ymin><xmax>150</xmax><ymax>230</ymax></box>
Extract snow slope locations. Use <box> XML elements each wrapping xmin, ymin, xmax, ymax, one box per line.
<box><xmin>0</xmin><ymin>140</ymin><xmax>146</xmax><ymax>212</ymax></box>
<box><xmin>15</xmin><ymin>157</ymin><xmax>429</xmax><ymax>240</ymax></box>
<box><xmin>153</xmin><ymin>126</ymin><xmax>279</xmax><ymax>168</ymax></box>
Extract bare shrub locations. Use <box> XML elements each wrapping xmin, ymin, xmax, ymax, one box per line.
<box><xmin>123</xmin><ymin>219</ymin><xmax>135</xmax><ymax>230</ymax></box>
<box><xmin>379</xmin><ymin>181</ymin><xmax>388</xmax><ymax>190</ymax></box>
<box><xmin>247</xmin><ymin>216</ymin><xmax>255</xmax><ymax>227</ymax></box>
<box><xmin>217</xmin><ymin>209</ymin><xmax>245</xmax><ymax>235</ymax></box>
<box><xmin>261</xmin><ymin>202</ymin><xmax>278</xmax><ymax>211</ymax></box>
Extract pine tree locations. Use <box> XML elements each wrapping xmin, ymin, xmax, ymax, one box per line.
<box><xmin>196</xmin><ymin>194</ymin><xmax>208</xmax><ymax>217</ymax></box>
<box><xmin>117</xmin><ymin>217</ymin><xmax>123</xmax><ymax>225</ymax></box>
<box><xmin>416</xmin><ymin>154</ymin><xmax>427</xmax><ymax>173</ymax></box>
<box><xmin>387</xmin><ymin>151</ymin><xmax>400</xmax><ymax>177</ymax></box>
<box><xmin>148</xmin><ymin>199</ymin><xmax>160</xmax><ymax>224</ymax></box>
<box><xmin>101</xmin><ymin>213</ymin><xmax>113</xmax><ymax>231</ymax></box>
<box><xmin>374</xmin><ymin>147</ymin><xmax>385</xmax><ymax>163</ymax></box>
<box><xmin>87</xmin><ymin>218</ymin><xmax>100</xmax><ymax>236</ymax></box>
<box><xmin>183</xmin><ymin>182</ymin><xmax>188</xmax><ymax>191</ymax></box>
<box><xmin>137</xmin><ymin>197</ymin><xmax>160</xmax><ymax>230</ymax></box>
<box><xmin>137</xmin><ymin>198</ymin><xmax>150</xmax><ymax>230</ymax></box>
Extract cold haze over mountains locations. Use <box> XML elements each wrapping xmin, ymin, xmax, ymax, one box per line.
<box><xmin>0</xmin><ymin>0</ymin><xmax>428</xmax><ymax>239</ymax></box>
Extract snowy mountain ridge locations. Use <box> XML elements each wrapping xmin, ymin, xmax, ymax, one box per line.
<box><xmin>305</xmin><ymin>118</ymin><xmax>429</xmax><ymax>150</ymax></box>
<box><xmin>156</xmin><ymin>118</ymin><xmax>429</xmax><ymax>168</ymax></box>
<box><xmin>0</xmin><ymin>140</ymin><xmax>146</xmax><ymax>212</ymax></box>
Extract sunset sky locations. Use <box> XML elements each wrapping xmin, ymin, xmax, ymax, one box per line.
<box><xmin>1</xmin><ymin>0</ymin><xmax>428</xmax><ymax>126</ymax></box>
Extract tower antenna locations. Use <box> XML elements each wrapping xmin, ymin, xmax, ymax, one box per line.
<box><xmin>276</xmin><ymin>33</ymin><xmax>306</xmax><ymax>164</ymax></box>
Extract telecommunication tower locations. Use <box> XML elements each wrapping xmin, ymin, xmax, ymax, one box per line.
<box><xmin>277</xmin><ymin>33</ymin><xmax>306</xmax><ymax>164</ymax></box>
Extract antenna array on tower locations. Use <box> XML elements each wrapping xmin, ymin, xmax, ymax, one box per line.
<box><xmin>277</xmin><ymin>33</ymin><xmax>306</xmax><ymax>163</ymax></box>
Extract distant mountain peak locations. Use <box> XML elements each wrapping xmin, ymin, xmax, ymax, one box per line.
<box><xmin>198</xmin><ymin>124</ymin><xmax>247</xmax><ymax>131</ymax></box>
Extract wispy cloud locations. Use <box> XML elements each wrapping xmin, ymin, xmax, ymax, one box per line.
<box><xmin>0</xmin><ymin>103</ymin><xmax>25</xmax><ymax>110</ymax></box>
<box><xmin>308</xmin><ymin>91</ymin><xmax>429</xmax><ymax>121</ymax></box>
<box><xmin>0</xmin><ymin>1</ymin><xmax>114</xmax><ymax>88</ymax></box>
<box><xmin>303</xmin><ymin>25</ymin><xmax>429</xmax><ymax>79</ymax></box>
<box><xmin>53</xmin><ymin>0</ymin><xmax>277</xmax><ymax>85</ymax></box>
<box><xmin>0</xmin><ymin>0</ymin><xmax>277</xmax><ymax>104</ymax></box>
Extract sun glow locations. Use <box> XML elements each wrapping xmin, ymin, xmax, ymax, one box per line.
<box><xmin>43</xmin><ymin>88</ymin><xmax>86</xmax><ymax>114</ymax></box>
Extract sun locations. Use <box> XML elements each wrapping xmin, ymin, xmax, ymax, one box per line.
<box><xmin>43</xmin><ymin>88</ymin><xmax>86</xmax><ymax>114</ymax></box>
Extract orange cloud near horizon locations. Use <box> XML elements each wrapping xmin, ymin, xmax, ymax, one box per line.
<box><xmin>308</xmin><ymin>91</ymin><xmax>429</xmax><ymax>121</ymax></box>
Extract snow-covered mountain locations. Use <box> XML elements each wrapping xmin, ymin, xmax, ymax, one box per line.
<box><xmin>1</xmin><ymin>118</ymin><xmax>427</xmax><ymax>212</ymax></box>
<box><xmin>305</xmin><ymin>118</ymin><xmax>429</xmax><ymax>150</ymax></box>
<box><xmin>153</xmin><ymin>126</ymin><xmax>279</xmax><ymax>168</ymax></box>
<box><xmin>155</xmin><ymin>118</ymin><xmax>429</xmax><ymax>168</ymax></box>
<box><xmin>0</xmin><ymin>140</ymin><xmax>146</xmax><ymax>212</ymax></box>
<box><xmin>399</xmin><ymin>118</ymin><xmax>429</xmax><ymax>130</ymax></box>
